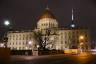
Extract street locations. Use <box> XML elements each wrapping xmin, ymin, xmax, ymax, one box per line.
<box><xmin>1</xmin><ymin>54</ymin><xmax>96</xmax><ymax>64</ymax></box>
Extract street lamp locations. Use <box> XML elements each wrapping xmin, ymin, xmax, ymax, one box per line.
<box><xmin>37</xmin><ymin>45</ymin><xmax>40</xmax><ymax>48</ymax></box>
<box><xmin>4</xmin><ymin>20</ymin><xmax>10</xmax><ymax>26</ymax></box>
<box><xmin>3</xmin><ymin>20</ymin><xmax>10</xmax><ymax>47</ymax></box>
<box><xmin>70</xmin><ymin>24</ymin><xmax>75</xmax><ymax>28</ymax></box>
<box><xmin>28</xmin><ymin>40</ymin><xmax>33</xmax><ymax>50</ymax></box>
<box><xmin>79</xmin><ymin>35</ymin><xmax>85</xmax><ymax>53</ymax></box>
<box><xmin>79</xmin><ymin>35</ymin><xmax>84</xmax><ymax>40</ymax></box>
<box><xmin>0</xmin><ymin>43</ymin><xmax>5</xmax><ymax>48</ymax></box>
<box><xmin>28</xmin><ymin>41</ymin><xmax>32</xmax><ymax>45</ymax></box>
<box><xmin>25</xmin><ymin>47</ymin><xmax>28</xmax><ymax>50</ymax></box>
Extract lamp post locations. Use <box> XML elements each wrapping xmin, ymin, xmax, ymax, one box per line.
<box><xmin>25</xmin><ymin>40</ymin><xmax>33</xmax><ymax>55</ymax></box>
<box><xmin>28</xmin><ymin>40</ymin><xmax>33</xmax><ymax>50</ymax></box>
<box><xmin>37</xmin><ymin>45</ymin><xmax>40</xmax><ymax>51</ymax></box>
<box><xmin>3</xmin><ymin>20</ymin><xmax>10</xmax><ymax>47</ymax></box>
<box><xmin>79</xmin><ymin>35</ymin><xmax>85</xmax><ymax>53</ymax></box>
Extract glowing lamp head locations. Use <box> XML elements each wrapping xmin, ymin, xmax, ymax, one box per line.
<box><xmin>79</xmin><ymin>35</ymin><xmax>84</xmax><ymax>40</ymax></box>
<box><xmin>25</xmin><ymin>47</ymin><xmax>28</xmax><ymax>50</ymax></box>
<box><xmin>4</xmin><ymin>20</ymin><xmax>10</xmax><ymax>26</ymax></box>
<box><xmin>70</xmin><ymin>24</ymin><xmax>75</xmax><ymax>28</ymax></box>
<box><xmin>0</xmin><ymin>43</ymin><xmax>5</xmax><ymax>47</ymax></box>
<box><xmin>28</xmin><ymin>41</ymin><xmax>32</xmax><ymax>45</ymax></box>
<box><xmin>37</xmin><ymin>45</ymin><xmax>40</xmax><ymax>48</ymax></box>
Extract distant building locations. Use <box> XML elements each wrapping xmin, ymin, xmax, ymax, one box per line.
<box><xmin>7</xmin><ymin>8</ymin><xmax>91</xmax><ymax>50</ymax></box>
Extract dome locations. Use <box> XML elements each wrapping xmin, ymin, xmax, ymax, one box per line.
<box><xmin>40</xmin><ymin>8</ymin><xmax>55</xmax><ymax>19</ymax></box>
<box><xmin>37</xmin><ymin>7</ymin><xmax>58</xmax><ymax>29</ymax></box>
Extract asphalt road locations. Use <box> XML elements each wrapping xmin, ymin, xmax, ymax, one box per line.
<box><xmin>1</xmin><ymin>54</ymin><xmax>96</xmax><ymax>64</ymax></box>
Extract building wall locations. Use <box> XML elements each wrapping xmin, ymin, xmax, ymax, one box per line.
<box><xmin>7</xmin><ymin>28</ymin><xmax>90</xmax><ymax>51</ymax></box>
<box><xmin>37</xmin><ymin>18</ymin><xmax>58</xmax><ymax>29</ymax></box>
<box><xmin>7</xmin><ymin>31</ymin><xmax>35</xmax><ymax>50</ymax></box>
<box><xmin>57</xmin><ymin>29</ymin><xmax>90</xmax><ymax>50</ymax></box>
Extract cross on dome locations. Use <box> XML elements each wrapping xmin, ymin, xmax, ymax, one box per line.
<box><xmin>45</xmin><ymin>5</ymin><xmax>50</xmax><ymax>10</ymax></box>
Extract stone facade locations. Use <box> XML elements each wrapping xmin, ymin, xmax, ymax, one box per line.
<box><xmin>7</xmin><ymin>8</ymin><xmax>91</xmax><ymax>50</ymax></box>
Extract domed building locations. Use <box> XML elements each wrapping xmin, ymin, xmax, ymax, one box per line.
<box><xmin>37</xmin><ymin>8</ymin><xmax>58</xmax><ymax>29</ymax></box>
<box><xmin>6</xmin><ymin>7</ymin><xmax>91</xmax><ymax>53</ymax></box>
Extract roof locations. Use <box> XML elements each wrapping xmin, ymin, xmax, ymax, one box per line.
<box><xmin>40</xmin><ymin>8</ymin><xmax>55</xmax><ymax>19</ymax></box>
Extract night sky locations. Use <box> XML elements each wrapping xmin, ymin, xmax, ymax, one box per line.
<box><xmin>0</xmin><ymin>0</ymin><xmax>96</xmax><ymax>40</ymax></box>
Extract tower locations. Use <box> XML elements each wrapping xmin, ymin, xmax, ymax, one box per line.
<box><xmin>70</xmin><ymin>8</ymin><xmax>76</xmax><ymax>28</ymax></box>
<box><xmin>37</xmin><ymin>7</ymin><xmax>58</xmax><ymax>29</ymax></box>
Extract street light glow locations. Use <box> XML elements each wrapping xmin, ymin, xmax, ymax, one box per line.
<box><xmin>28</xmin><ymin>41</ymin><xmax>32</xmax><ymax>45</ymax></box>
<box><xmin>37</xmin><ymin>45</ymin><xmax>40</xmax><ymax>48</ymax></box>
<box><xmin>79</xmin><ymin>35</ymin><xmax>84</xmax><ymax>40</ymax></box>
<box><xmin>4</xmin><ymin>20</ymin><xmax>10</xmax><ymax>26</ymax></box>
<box><xmin>70</xmin><ymin>24</ymin><xmax>75</xmax><ymax>28</ymax></box>
<box><xmin>25</xmin><ymin>47</ymin><xmax>28</xmax><ymax>50</ymax></box>
<box><xmin>0</xmin><ymin>43</ymin><xmax>5</xmax><ymax>47</ymax></box>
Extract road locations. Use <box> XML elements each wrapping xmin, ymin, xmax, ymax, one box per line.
<box><xmin>1</xmin><ymin>54</ymin><xmax>96</xmax><ymax>64</ymax></box>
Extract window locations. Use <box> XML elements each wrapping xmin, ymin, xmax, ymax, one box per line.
<box><xmin>46</xmin><ymin>23</ymin><xmax>48</xmax><ymax>26</ymax></box>
<box><xmin>23</xmin><ymin>37</ymin><xmax>24</xmax><ymax>40</ymax></box>
<box><xmin>85</xmin><ymin>34</ymin><xmax>87</xmax><ymax>37</ymax></box>
<box><xmin>13</xmin><ymin>42</ymin><xmax>14</xmax><ymax>45</ymax></box>
<box><xmin>16</xmin><ymin>37</ymin><xmax>18</xmax><ymax>40</ymax></box>
<box><xmin>49</xmin><ymin>23</ymin><xmax>51</xmax><ymax>26</ymax></box>
<box><xmin>23</xmin><ymin>47</ymin><xmax>25</xmax><ymax>49</ymax></box>
<box><xmin>61</xmin><ymin>41</ymin><xmax>63</xmax><ymax>44</ymax></box>
<box><xmin>42</xmin><ymin>24</ymin><xmax>43</xmax><ymax>26</ymax></box>
<box><xmin>76</xmin><ymin>31</ymin><xmax>78</xmax><ymax>34</ymax></box>
<box><xmin>13</xmin><ymin>47</ymin><xmax>14</xmax><ymax>49</ymax></box>
<box><xmin>19</xmin><ymin>47</ymin><xmax>21</xmax><ymax>50</ymax></box>
<box><xmin>65</xmin><ymin>41</ymin><xmax>67</xmax><ymax>44</ymax></box>
<box><xmin>65</xmin><ymin>35</ymin><xmax>67</xmax><ymax>38</ymax></box>
<box><xmin>65</xmin><ymin>32</ymin><xmax>66</xmax><ymax>35</ymax></box>
<box><xmin>13</xmin><ymin>37</ymin><xmax>14</xmax><ymax>40</ymax></box>
<box><xmin>30</xmin><ymin>37</ymin><xmax>31</xmax><ymax>39</ymax></box>
<box><xmin>53</xmin><ymin>24</ymin><xmax>55</xmax><ymax>26</ymax></box>
<box><xmin>16</xmin><ymin>42</ymin><xmax>17</xmax><ymax>45</ymax></box>
<box><xmin>19</xmin><ymin>42</ymin><xmax>21</xmax><ymax>45</ymax></box>
<box><xmin>19</xmin><ymin>37</ymin><xmax>21</xmax><ymax>40</ymax></box>
<box><xmin>72</xmin><ymin>32</ymin><xmax>75</xmax><ymax>35</ymax></box>
<box><xmin>16</xmin><ymin>35</ymin><xmax>18</xmax><ymax>40</ymax></box>
<box><xmin>23</xmin><ymin>34</ymin><xmax>25</xmax><ymax>37</ymax></box>
<box><xmin>23</xmin><ymin>42</ymin><xmax>25</xmax><ymax>45</ymax></box>
<box><xmin>69</xmin><ymin>36</ymin><xmax>71</xmax><ymax>39</ymax></box>
<box><xmin>61</xmin><ymin>36</ymin><xmax>63</xmax><ymax>38</ymax></box>
<box><xmin>61</xmin><ymin>32</ymin><xmax>63</xmax><ymax>35</ymax></box>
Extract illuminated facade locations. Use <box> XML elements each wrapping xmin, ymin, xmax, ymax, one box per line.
<box><xmin>7</xmin><ymin>30</ymin><xmax>36</xmax><ymax>50</ymax></box>
<box><xmin>7</xmin><ymin>8</ymin><xmax>90</xmax><ymax>50</ymax></box>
